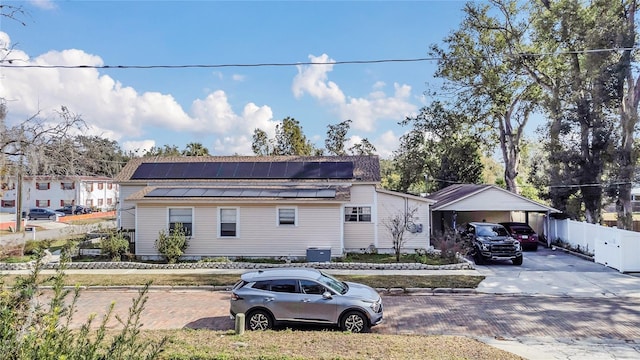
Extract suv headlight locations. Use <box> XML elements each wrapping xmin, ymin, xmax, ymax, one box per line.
<box><xmin>365</xmin><ymin>298</ymin><xmax>382</xmax><ymax>313</ymax></box>
<box><xmin>514</xmin><ymin>241</ymin><xmax>521</xmax><ymax>250</ymax></box>
<box><xmin>480</xmin><ymin>243</ymin><xmax>490</xmax><ymax>251</ymax></box>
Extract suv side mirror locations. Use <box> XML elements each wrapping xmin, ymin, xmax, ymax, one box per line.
<box><xmin>322</xmin><ymin>291</ymin><xmax>333</xmax><ymax>299</ymax></box>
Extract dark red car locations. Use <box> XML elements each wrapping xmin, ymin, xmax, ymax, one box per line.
<box><xmin>499</xmin><ymin>222</ymin><xmax>539</xmax><ymax>251</ymax></box>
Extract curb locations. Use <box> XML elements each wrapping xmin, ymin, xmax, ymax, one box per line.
<box><xmin>59</xmin><ymin>284</ymin><xmax>480</xmax><ymax>295</ymax></box>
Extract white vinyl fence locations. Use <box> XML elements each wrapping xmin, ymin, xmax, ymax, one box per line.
<box><xmin>548</xmin><ymin>218</ymin><xmax>640</xmax><ymax>273</ymax></box>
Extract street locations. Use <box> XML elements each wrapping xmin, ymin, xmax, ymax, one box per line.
<box><xmin>59</xmin><ymin>288</ymin><xmax>640</xmax><ymax>359</ymax></box>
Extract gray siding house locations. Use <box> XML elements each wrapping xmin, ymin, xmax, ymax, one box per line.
<box><xmin>114</xmin><ymin>155</ymin><xmax>434</xmax><ymax>260</ymax></box>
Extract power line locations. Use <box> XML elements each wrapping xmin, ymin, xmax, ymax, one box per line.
<box><xmin>0</xmin><ymin>47</ymin><xmax>638</xmax><ymax>69</ymax></box>
<box><xmin>0</xmin><ymin>57</ymin><xmax>437</xmax><ymax>69</ymax></box>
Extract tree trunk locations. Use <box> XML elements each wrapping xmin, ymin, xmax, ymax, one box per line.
<box><xmin>616</xmin><ymin>1</ymin><xmax>639</xmax><ymax>230</ymax></box>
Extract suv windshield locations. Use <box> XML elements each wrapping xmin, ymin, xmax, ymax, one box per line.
<box><xmin>316</xmin><ymin>271</ymin><xmax>348</xmax><ymax>294</ymax></box>
<box><xmin>476</xmin><ymin>225</ymin><xmax>508</xmax><ymax>237</ymax></box>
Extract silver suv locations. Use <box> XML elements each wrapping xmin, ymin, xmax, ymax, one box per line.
<box><xmin>230</xmin><ymin>267</ymin><xmax>383</xmax><ymax>333</ymax></box>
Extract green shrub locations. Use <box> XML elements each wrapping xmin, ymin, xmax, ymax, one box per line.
<box><xmin>100</xmin><ymin>232</ymin><xmax>130</xmax><ymax>261</ymax></box>
<box><xmin>23</xmin><ymin>239</ymin><xmax>52</xmax><ymax>256</ymax></box>
<box><xmin>0</xmin><ymin>253</ymin><xmax>167</xmax><ymax>360</ymax></box>
<box><xmin>155</xmin><ymin>223</ymin><xmax>189</xmax><ymax>264</ymax></box>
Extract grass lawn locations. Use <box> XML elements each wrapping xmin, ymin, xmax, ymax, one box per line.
<box><xmin>1</xmin><ymin>273</ymin><xmax>484</xmax><ymax>289</ymax></box>
<box><xmin>140</xmin><ymin>330</ymin><xmax>523</xmax><ymax>359</ymax></box>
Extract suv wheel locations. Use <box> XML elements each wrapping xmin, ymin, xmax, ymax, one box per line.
<box><xmin>512</xmin><ymin>254</ymin><xmax>523</xmax><ymax>266</ymax></box>
<box><xmin>340</xmin><ymin>311</ymin><xmax>369</xmax><ymax>333</ymax></box>
<box><xmin>247</xmin><ymin>309</ymin><xmax>273</xmax><ymax>331</ymax></box>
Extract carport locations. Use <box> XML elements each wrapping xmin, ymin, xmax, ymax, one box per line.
<box><xmin>426</xmin><ymin>184</ymin><xmax>560</xmax><ymax>242</ymax></box>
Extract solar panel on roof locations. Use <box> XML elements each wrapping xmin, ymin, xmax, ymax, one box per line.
<box><xmin>278</xmin><ymin>190</ymin><xmax>299</xmax><ymax>197</ymax></box>
<box><xmin>185</xmin><ymin>188</ymin><xmax>207</xmax><ymax>197</ymax></box>
<box><xmin>319</xmin><ymin>162</ymin><xmax>338</xmax><ymax>178</ymax></box>
<box><xmin>217</xmin><ymin>162</ymin><xmax>237</xmax><ymax>178</ymax></box>
<box><xmin>203</xmin><ymin>188</ymin><xmax>224</xmax><ymax>197</ymax></box>
<box><xmin>132</xmin><ymin>161</ymin><xmax>354</xmax><ymax>180</ymax></box>
<box><xmin>201</xmin><ymin>162</ymin><xmax>221</xmax><ymax>178</ymax></box>
<box><xmin>285</xmin><ymin>161</ymin><xmax>304</xmax><ymax>178</ymax></box>
<box><xmin>143</xmin><ymin>187</ymin><xmax>339</xmax><ymax>199</ymax></box>
<box><xmin>269</xmin><ymin>162</ymin><xmax>287</xmax><ymax>178</ymax></box>
<box><xmin>235</xmin><ymin>162</ymin><xmax>255</xmax><ymax>178</ymax></box>
<box><xmin>240</xmin><ymin>189</ymin><xmax>262</xmax><ymax>197</ymax></box>
<box><xmin>259</xmin><ymin>189</ymin><xmax>280</xmax><ymax>197</ymax></box>
<box><xmin>183</xmin><ymin>163</ymin><xmax>206</xmax><ymax>179</ymax></box>
<box><xmin>335</xmin><ymin>162</ymin><xmax>354</xmax><ymax>178</ymax></box>
<box><xmin>147</xmin><ymin>188</ymin><xmax>171</xmax><ymax>197</ymax></box>
<box><xmin>301</xmin><ymin>162</ymin><xmax>321</xmax><ymax>178</ymax></box>
<box><xmin>221</xmin><ymin>189</ymin><xmax>243</xmax><ymax>197</ymax></box>
<box><xmin>166</xmin><ymin>188</ymin><xmax>189</xmax><ymax>197</ymax></box>
<box><xmin>166</xmin><ymin>163</ymin><xmax>187</xmax><ymax>178</ymax></box>
<box><xmin>148</xmin><ymin>163</ymin><xmax>171</xmax><ymax>178</ymax></box>
<box><xmin>316</xmin><ymin>189</ymin><xmax>337</xmax><ymax>197</ymax></box>
<box><xmin>252</xmin><ymin>162</ymin><xmax>271</xmax><ymax>178</ymax></box>
<box><xmin>131</xmin><ymin>163</ymin><xmax>154</xmax><ymax>179</ymax></box>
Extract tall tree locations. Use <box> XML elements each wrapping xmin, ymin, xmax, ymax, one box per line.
<box><xmin>613</xmin><ymin>0</ymin><xmax>639</xmax><ymax>229</ymax></box>
<box><xmin>251</xmin><ymin>129</ymin><xmax>272</xmax><ymax>156</ymax></box>
<box><xmin>325</xmin><ymin>119</ymin><xmax>377</xmax><ymax>156</ymax></box>
<box><xmin>348</xmin><ymin>138</ymin><xmax>377</xmax><ymax>156</ymax></box>
<box><xmin>143</xmin><ymin>144</ymin><xmax>181</xmax><ymax>157</ymax></box>
<box><xmin>523</xmin><ymin>0</ymin><xmax>620</xmax><ymax>223</ymax></box>
<box><xmin>1</xmin><ymin>106</ymin><xmax>85</xmax><ymax>231</ymax></box>
<box><xmin>182</xmin><ymin>142</ymin><xmax>210</xmax><ymax>156</ymax></box>
<box><xmin>429</xmin><ymin>0</ymin><xmax>539</xmax><ymax>194</ymax></box>
<box><xmin>251</xmin><ymin>117</ymin><xmax>317</xmax><ymax>156</ymax></box>
<box><xmin>399</xmin><ymin>101</ymin><xmax>484</xmax><ymax>193</ymax></box>
<box><xmin>274</xmin><ymin>117</ymin><xmax>314</xmax><ymax>156</ymax></box>
<box><xmin>325</xmin><ymin>120</ymin><xmax>351</xmax><ymax>155</ymax></box>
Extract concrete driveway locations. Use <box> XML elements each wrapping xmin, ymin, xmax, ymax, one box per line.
<box><xmin>474</xmin><ymin>246</ymin><xmax>640</xmax><ymax>297</ymax></box>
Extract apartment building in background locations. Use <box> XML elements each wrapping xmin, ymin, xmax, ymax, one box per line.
<box><xmin>0</xmin><ymin>175</ymin><xmax>118</xmax><ymax>213</ymax></box>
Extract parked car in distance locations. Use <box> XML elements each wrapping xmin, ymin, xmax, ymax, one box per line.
<box><xmin>22</xmin><ymin>208</ymin><xmax>66</xmax><ymax>220</ymax></box>
<box><xmin>230</xmin><ymin>267</ymin><xmax>383</xmax><ymax>333</ymax></box>
<box><xmin>500</xmin><ymin>222</ymin><xmax>539</xmax><ymax>251</ymax></box>
<box><xmin>461</xmin><ymin>222</ymin><xmax>523</xmax><ymax>265</ymax></box>
<box><xmin>55</xmin><ymin>205</ymin><xmax>93</xmax><ymax>215</ymax></box>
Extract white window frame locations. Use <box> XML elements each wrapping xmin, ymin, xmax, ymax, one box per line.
<box><xmin>167</xmin><ymin>207</ymin><xmax>193</xmax><ymax>237</ymax></box>
<box><xmin>344</xmin><ymin>206</ymin><xmax>372</xmax><ymax>223</ymax></box>
<box><xmin>276</xmin><ymin>206</ymin><xmax>298</xmax><ymax>226</ymax></box>
<box><xmin>36</xmin><ymin>182</ymin><xmax>49</xmax><ymax>190</ymax></box>
<box><xmin>218</xmin><ymin>207</ymin><xmax>239</xmax><ymax>238</ymax></box>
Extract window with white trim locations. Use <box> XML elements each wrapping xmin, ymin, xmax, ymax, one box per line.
<box><xmin>169</xmin><ymin>208</ymin><xmax>193</xmax><ymax>236</ymax></box>
<box><xmin>1</xmin><ymin>200</ymin><xmax>15</xmax><ymax>208</ymax></box>
<box><xmin>61</xmin><ymin>182</ymin><xmax>74</xmax><ymax>190</ymax></box>
<box><xmin>219</xmin><ymin>208</ymin><xmax>238</xmax><ymax>237</ymax></box>
<box><xmin>36</xmin><ymin>182</ymin><xmax>50</xmax><ymax>190</ymax></box>
<box><xmin>344</xmin><ymin>206</ymin><xmax>372</xmax><ymax>222</ymax></box>
<box><xmin>36</xmin><ymin>199</ymin><xmax>50</xmax><ymax>207</ymax></box>
<box><xmin>278</xmin><ymin>207</ymin><xmax>297</xmax><ymax>226</ymax></box>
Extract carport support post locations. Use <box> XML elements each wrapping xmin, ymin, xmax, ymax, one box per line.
<box><xmin>235</xmin><ymin>313</ymin><xmax>245</xmax><ymax>335</ymax></box>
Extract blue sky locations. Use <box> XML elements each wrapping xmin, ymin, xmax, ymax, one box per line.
<box><xmin>1</xmin><ymin>0</ymin><xmax>469</xmax><ymax>158</ymax></box>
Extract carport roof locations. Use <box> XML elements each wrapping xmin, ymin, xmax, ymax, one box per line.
<box><xmin>426</xmin><ymin>184</ymin><xmax>560</xmax><ymax>213</ymax></box>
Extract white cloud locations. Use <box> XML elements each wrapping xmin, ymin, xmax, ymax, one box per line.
<box><xmin>292</xmin><ymin>53</ymin><xmax>417</xmax><ymax>132</ymax></box>
<box><xmin>0</xmin><ymin>32</ymin><xmax>278</xmax><ymax>155</ymax></box>
<box><xmin>29</xmin><ymin>0</ymin><xmax>56</xmax><ymax>10</ymax></box>
<box><xmin>292</xmin><ymin>54</ymin><xmax>345</xmax><ymax>104</ymax></box>
<box><xmin>373</xmin><ymin>130</ymin><xmax>402</xmax><ymax>159</ymax></box>
<box><xmin>122</xmin><ymin>140</ymin><xmax>156</xmax><ymax>155</ymax></box>
<box><xmin>232</xmin><ymin>74</ymin><xmax>246</xmax><ymax>82</ymax></box>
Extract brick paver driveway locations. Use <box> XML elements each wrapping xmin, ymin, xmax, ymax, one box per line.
<box><xmin>62</xmin><ymin>289</ymin><xmax>640</xmax><ymax>341</ymax></box>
